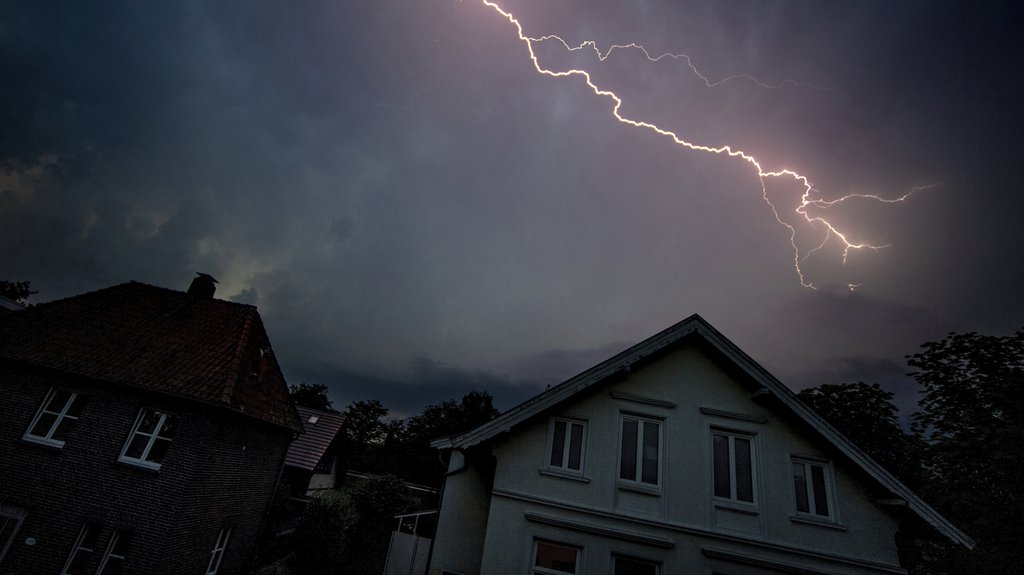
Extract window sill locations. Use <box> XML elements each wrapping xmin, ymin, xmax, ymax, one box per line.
<box><xmin>539</xmin><ymin>468</ymin><xmax>590</xmax><ymax>483</ymax></box>
<box><xmin>789</xmin><ymin>515</ymin><xmax>847</xmax><ymax>531</ymax></box>
<box><xmin>20</xmin><ymin>435</ymin><xmax>65</xmax><ymax>450</ymax></box>
<box><xmin>617</xmin><ymin>481</ymin><xmax>661</xmax><ymax>496</ymax></box>
<box><xmin>713</xmin><ymin>500</ymin><xmax>759</xmax><ymax>516</ymax></box>
<box><xmin>115</xmin><ymin>458</ymin><xmax>162</xmax><ymax>474</ymax></box>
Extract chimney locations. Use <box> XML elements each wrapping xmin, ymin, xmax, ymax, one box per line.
<box><xmin>187</xmin><ymin>273</ymin><xmax>218</xmax><ymax>299</ymax></box>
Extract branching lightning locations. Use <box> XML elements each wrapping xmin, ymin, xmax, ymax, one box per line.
<box><xmin>474</xmin><ymin>0</ymin><xmax>927</xmax><ymax>289</ymax></box>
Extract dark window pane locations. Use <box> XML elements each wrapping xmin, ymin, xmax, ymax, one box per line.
<box><xmin>641</xmin><ymin>422</ymin><xmax>659</xmax><ymax>485</ymax></box>
<box><xmin>811</xmin><ymin>465</ymin><xmax>829</xmax><ymax>516</ymax></box>
<box><xmin>550</xmin><ymin>420</ymin><xmax>567</xmax><ymax>467</ymax></box>
<box><xmin>50</xmin><ymin>389</ymin><xmax>74</xmax><ymax>411</ymax></box>
<box><xmin>157</xmin><ymin>415</ymin><xmax>176</xmax><ymax>439</ymax></box>
<box><xmin>734</xmin><ymin>437</ymin><xmax>753</xmax><ymax>502</ymax></box>
<box><xmin>793</xmin><ymin>462</ymin><xmax>809</xmax><ymax>513</ymax></box>
<box><xmin>137</xmin><ymin>410</ymin><xmax>160</xmax><ymax>434</ymax></box>
<box><xmin>52</xmin><ymin>417</ymin><xmax>77</xmax><ymax>441</ymax></box>
<box><xmin>30</xmin><ymin>412</ymin><xmax>58</xmax><ymax>437</ymax></box>
<box><xmin>615</xmin><ymin>557</ymin><xmax>657</xmax><ymax>575</ymax></box>
<box><xmin>535</xmin><ymin>541</ymin><xmax>577</xmax><ymax>573</ymax></box>
<box><xmin>147</xmin><ymin>438</ymin><xmax>172</xmax><ymax>464</ymax></box>
<box><xmin>65</xmin><ymin>394</ymin><xmax>85</xmax><ymax>417</ymax></box>
<box><xmin>124</xmin><ymin>434</ymin><xmax>149</xmax><ymax>459</ymax></box>
<box><xmin>713</xmin><ymin>434</ymin><xmax>730</xmax><ymax>498</ymax></box>
<box><xmin>620</xmin><ymin>419</ymin><xmax>638</xmax><ymax>481</ymax></box>
<box><xmin>567</xmin><ymin>423</ymin><xmax>583</xmax><ymax>471</ymax></box>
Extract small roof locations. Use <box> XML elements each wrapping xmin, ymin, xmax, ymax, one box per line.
<box><xmin>0</xmin><ymin>281</ymin><xmax>301</xmax><ymax>432</ymax></box>
<box><xmin>433</xmin><ymin>314</ymin><xmax>974</xmax><ymax>549</ymax></box>
<box><xmin>0</xmin><ymin>294</ymin><xmax>25</xmax><ymax>312</ymax></box>
<box><xmin>285</xmin><ymin>405</ymin><xmax>347</xmax><ymax>471</ymax></box>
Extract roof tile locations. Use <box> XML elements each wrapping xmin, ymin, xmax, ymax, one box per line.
<box><xmin>0</xmin><ymin>281</ymin><xmax>301</xmax><ymax>431</ymax></box>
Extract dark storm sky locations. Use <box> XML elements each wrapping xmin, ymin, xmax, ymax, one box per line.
<box><xmin>3</xmin><ymin>1</ymin><xmax>1022</xmax><ymax>418</ymax></box>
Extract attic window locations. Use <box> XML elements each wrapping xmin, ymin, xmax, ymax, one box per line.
<box><xmin>308</xmin><ymin>416</ymin><xmax>319</xmax><ymax>425</ymax></box>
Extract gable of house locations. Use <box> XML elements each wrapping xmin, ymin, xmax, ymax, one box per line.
<box><xmin>0</xmin><ymin>279</ymin><xmax>301</xmax><ymax>574</ymax></box>
<box><xmin>429</xmin><ymin>314</ymin><xmax>971</xmax><ymax>575</ymax></box>
<box><xmin>0</xmin><ymin>281</ymin><xmax>301</xmax><ymax>432</ymax></box>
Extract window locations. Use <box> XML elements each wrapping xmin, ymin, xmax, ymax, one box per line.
<box><xmin>533</xmin><ymin>540</ymin><xmax>580</xmax><ymax>575</ymax></box>
<box><xmin>712</xmin><ymin>430</ymin><xmax>755</xmax><ymax>504</ymax></box>
<box><xmin>613</xmin><ymin>555</ymin><xmax>659</xmax><ymax>575</ymax></box>
<box><xmin>119</xmin><ymin>408</ymin><xmax>176</xmax><ymax>469</ymax></box>
<box><xmin>205</xmin><ymin>527</ymin><xmax>231</xmax><ymax>574</ymax></box>
<box><xmin>619</xmin><ymin>415</ymin><xmax>661</xmax><ymax>487</ymax></box>
<box><xmin>792</xmin><ymin>459</ymin><xmax>834</xmax><ymax>519</ymax></box>
<box><xmin>23</xmin><ymin>387</ymin><xmax>83</xmax><ymax>447</ymax></box>
<box><xmin>62</xmin><ymin>524</ymin><xmax>99</xmax><ymax>575</ymax></box>
<box><xmin>97</xmin><ymin>531</ymin><xmax>131</xmax><ymax>574</ymax></box>
<box><xmin>547</xmin><ymin>417</ymin><xmax>587</xmax><ymax>474</ymax></box>
<box><xmin>0</xmin><ymin>506</ymin><xmax>26</xmax><ymax>563</ymax></box>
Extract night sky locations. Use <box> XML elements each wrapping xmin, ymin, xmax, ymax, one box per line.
<box><xmin>3</xmin><ymin>1</ymin><xmax>1023</xmax><ymax>419</ymax></box>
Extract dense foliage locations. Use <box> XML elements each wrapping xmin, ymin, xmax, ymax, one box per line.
<box><xmin>343</xmin><ymin>390</ymin><xmax>498</xmax><ymax>486</ymax></box>
<box><xmin>0</xmin><ymin>280</ymin><xmax>35</xmax><ymax>303</ymax></box>
<box><xmin>287</xmin><ymin>382</ymin><xmax>336</xmax><ymax>412</ymax></box>
<box><xmin>907</xmin><ymin>331</ymin><xmax>1024</xmax><ymax>574</ymax></box>
<box><xmin>801</xmin><ymin>330</ymin><xmax>1023</xmax><ymax>574</ymax></box>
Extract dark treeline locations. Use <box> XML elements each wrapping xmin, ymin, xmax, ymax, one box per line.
<box><xmin>798</xmin><ymin>330</ymin><xmax>1023</xmax><ymax>575</ymax></box>
<box><xmin>288</xmin><ymin>383</ymin><xmax>499</xmax><ymax>487</ymax></box>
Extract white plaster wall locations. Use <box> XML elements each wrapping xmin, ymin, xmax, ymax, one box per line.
<box><xmin>429</xmin><ymin>451</ymin><xmax>494</xmax><ymax>575</ymax></box>
<box><xmin>482</xmin><ymin>345</ymin><xmax>903</xmax><ymax>572</ymax></box>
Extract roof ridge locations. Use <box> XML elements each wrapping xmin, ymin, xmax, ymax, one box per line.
<box><xmin>25</xmin><ymin>281</ymin><xmax>258</xmax><ymax>310</ymax></box>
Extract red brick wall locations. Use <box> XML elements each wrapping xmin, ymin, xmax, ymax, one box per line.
<box><xmin>0</xmin><ymin>363</ymin><xmax>292</xmax><ymax>574</ymax></box>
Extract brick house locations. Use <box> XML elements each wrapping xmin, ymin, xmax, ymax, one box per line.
<box><xmin>0</xmin><ymin>276</ymin><xmax>302</xmax><ymax>574</ymax></box>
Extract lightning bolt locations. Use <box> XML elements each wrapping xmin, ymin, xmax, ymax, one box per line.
<box><xmin>530</xmin><ymin>36</ymin><xmax>827</xmax><ymax>91</ymax></box>
<box><xmin>473</xmin><ymin>0</ymin><xmax>926</xmax><ymax>289</ymax></box>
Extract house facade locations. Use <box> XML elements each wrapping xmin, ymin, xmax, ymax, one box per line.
<box><xmin>0</xmin><ymin>277</ymin><xmax>302</xmax><ymax>574</ymax></box>
<box><xmin>428</xmin><ymin>315</ymin><xmax>972</xmax><ymax>575</ymax></box>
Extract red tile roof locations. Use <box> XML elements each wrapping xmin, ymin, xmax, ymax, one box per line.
<box><xmin>0</xmin><ymin>281</ymin><xmax>302</xmax><ymax>431</ymax></box>
<box><xmin>285</xmin><ymin>406</ymin><xmax>347</xmax><ymax>471</ymax></box>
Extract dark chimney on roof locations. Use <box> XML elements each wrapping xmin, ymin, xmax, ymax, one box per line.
<box><xmin>187</xmin><ymin>273</ymin><xmax>218</xmax><ymax>299</ymax></box>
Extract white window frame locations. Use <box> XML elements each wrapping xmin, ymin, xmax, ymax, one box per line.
<box><xmin>205</xmin><ymin>527</ymin><xmax>232</xmax><ymax>574</ymax></box>
<box><xmin>792</xmin><ymin>458</ymin><xmax>836</xmax><ymax>521</ymax></box>
<box><xmin>618</xmin><ymin>413</ymin><xmax>662</xmax><ymax>489</ymax></box>
<box><xmin>61</xmin><ymin>524</ymin><xmax>97</xmax><ymax>575</ymax></box>
<box><xmin>532</xmin><ymin>539</ymin><xmax>581</xmax><ymax>575</ymax></box>
<box><xmin>0</xmin><ymin>505</ymin><xmax>26</xmax><ymax>563</ymax></box>
<box><xmin>23</xmin><ymin>387</ymin><xmax>80</xmax><ymax>447</ymax></box>
<box><xmin>97</xmin><ymin>530</ymin><xmax>129</xmax><ymax>574</ymax></box>
<box><xmin>545</xmin><ymin>417</ymin><xmax>587</xmax><ymax>476</ymax></box>
<box><xmin>118</xmin><ymin>408</ymin><xmax>176</xmax><ymax>470</ymax></box>
<box><xmin>711</xmin><ymin>429</ymin><xmax>758</xmax><ymax>506</ymax></box>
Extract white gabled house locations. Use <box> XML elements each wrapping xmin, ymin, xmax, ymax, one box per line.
<box><xmin>427</xmin><ymin>315</ymin><xmax>972</xmax><ymax>575</ymax></box>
